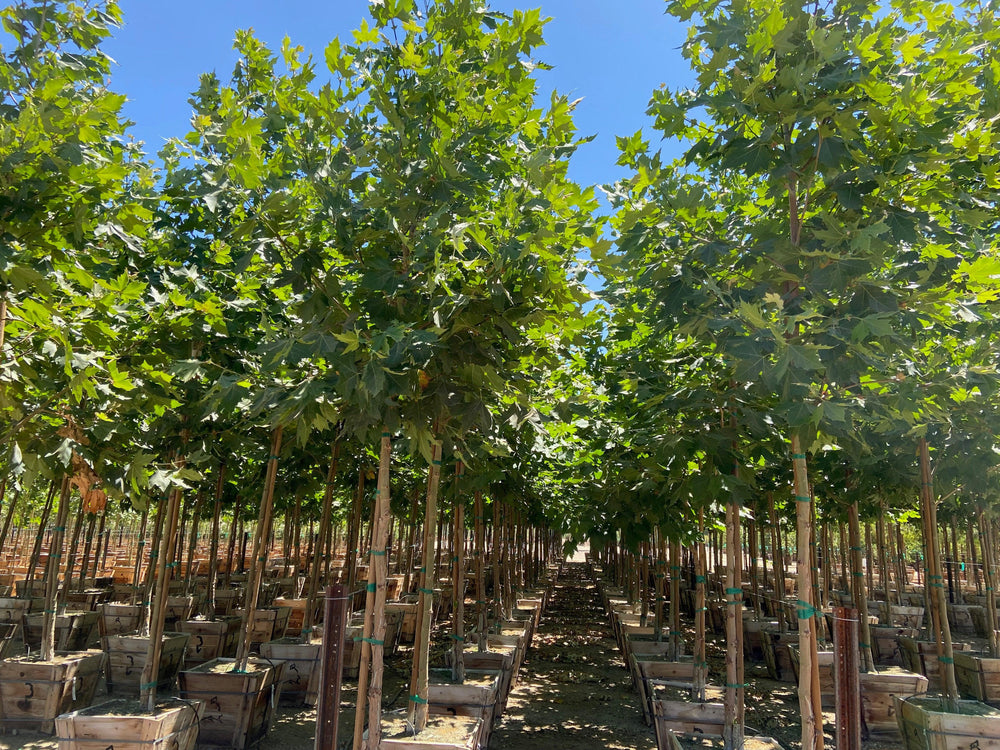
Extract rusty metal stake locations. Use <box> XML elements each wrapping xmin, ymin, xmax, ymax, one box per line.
<box><xmin>316</xmin><ymin>584</ymin><xmax>347</xmax><ymax>750</ymax></box>
<box><xmin>834</xmin><ymin>605</ymin><xmax>862</xmax><ymax>749</ymax></box>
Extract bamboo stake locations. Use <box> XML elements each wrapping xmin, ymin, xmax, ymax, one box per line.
<box><xmin>206</xmin><ymin>463</ymin><xmax>225</xmax><ymax>620</ymax></box>
<box><xmin>474</xmin><ymin>490</ymin><xmax>486</xmax><ymax>652</ymax></box>
<box><xmin>670</xmin><ymin>539</ymin><xmax>681</xmax><ymax>659</ymax></box>
<box><xmin>848</xmin><ymin>502</ymin><xmax>874</xmax><ymax>671</ymax></box>
<box><xmin>303</xmin><ymin>441</ymin><xmax>340</xmax><ymax>638</ymax></box>
<box><xmin>694</xmin><ymin>508</ymin><xmax>707</xmax><ymax>701</ymax></box>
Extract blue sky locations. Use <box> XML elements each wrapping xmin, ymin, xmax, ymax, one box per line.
<box><xmin>104</xmin><ymin>0</ymin><xmax>694</xmax><ymax>191</ymax></box>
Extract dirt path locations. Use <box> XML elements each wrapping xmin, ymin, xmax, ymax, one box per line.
<box><xmin>491</xmin><ymin>562</ymin><xmax>655</xmax><ymax>750</ymax></box>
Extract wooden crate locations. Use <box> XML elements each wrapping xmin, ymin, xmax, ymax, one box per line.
<box><xmin>899</xmin><ymin>638</ymin><xmax>973</xmax><ymax>691</ymax></box>
<box><xmin>652</xmin><ymin>700</ymin><xmax>724</xmax><ymax>746</ymax></box>
<box><xmin>380</xmin><ymin>715</ymin><xmax>482</xmax><ymax>750</ymax></box>
<box><xmin>164</xmin><ymin>595</ymin><xmax>196</xmax><ymax>627</ymax></box>
<box><xmin>896</xmin><ymin>695</ymin><xmax>1000</xmax><ymax>750</ymax></box>
<box><xmin>272</xmin><ymin>597</ymin><xmax>311</xmax><ymax>637</ymax></box>
<box><xmin>637</xmin><ymin>659</ymin><xmax>696</xmax><ymax>726</ymax></box>
<box><xmin>428</xmin><ymin>679</ymin><xmax>499</xmax><ymax>750</ymax></box>
<box><xmin>103</xmin><ymin>632</ymin><xmax>190</xmax><ymax>694</ymax></box>
<box><xmin>178</xmin><ymin>657</ymin><xmax>282</xmax><ymax>749</ymax></box>
<box><xmin>872</xmin><ymin>626</ymin><xmax>920</xmax><ymax>666</ymax></box>
<box><xmin>65</xmin><ymin>589</ymin><xmax>111</xmax><ymax>611</ymax></box>
<box><xmin>955</xmin><ymin>651</ymin><xmax>1000</xmax><ymax>705</ymax></box>
<box><xmin>23</xmin><ymin>611</ymin><xmax>100</xmax><ymax>652</ymax></box>
<box><xmin>98</xmin><ymin>603</ymin><xmax>144</xmax><ymax>637</ymax></box>
<box><xmin>54</xmin><ymin>698</ymin><xmax>204</xmax><ymax>750</ymax></box>
<box><xmin>883</xmin><ymin>604</ymin><xmax>925</xmax><ymax>629</ymax></box>
<box><xmin>948</xmin><ymin>604</ymin><xmax>982</xmax><ymax>636</ymax></box>
<box><xmin>0</xmin><ymin>651</ymin><xmax>105</xmax><ymax>733</ymax></box>
<box><xmin>177</xmin><ymin>615</ymin><xmax>242</xmax><ymax>665</ymax></box>
<box><xmin>860</xmin><ymin>669</ymin><xmax>928</xmax><ymax>734</ymax></box>
<box><xmin>386</xmin><ymin>601</ymin><xmax>419</xmax><ymax>644</ymax></box>
<box><xmin>788</xmin><ymin>646</ymin><xmax>835</xmax><ymax>708</ymax></box>
<box><xmin>259</xmin><ymin>638</ymin><xmax>321</xmax><ymax>706</ymax></box>
<box><xmin>234</xmin><ymin>606</ymin><xmax>291</xmax><ymax>648</ymax></box>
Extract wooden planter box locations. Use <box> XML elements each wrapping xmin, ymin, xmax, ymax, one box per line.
<box><xmin>948</xmin><ymin>604</ymin><xmax>982</xmax><ymax>636</ymax></box>
<box><xmin>259</xmin><ymin>637</ymin><xmax>321</xmax><ymax>706</ymax></box>
<box><xmin>213</xmin><ymin>588</ymin><xmax>241</xmax><ymax>616</ymax></box>
<box><xmin>178</xmin><ymin>657</ymin><xmax>283</xmax><ymax>749</ymax></box>
<box><xmin>872</xmin><ymin>625</ymin><xmax>920</xmax><ymax>666</ymax></box>
<box><xmin>98</xmin><ymin>603</ymin><xmax>145</xmax><ymax>637</ymax></box>
<box><xmin>0</xmin><ymin>650</ymin><xmax>106</xmax><ymax>733</ymax></box>
<box><xmin>342</xmin><ymin>625</ymin><xmax>363</xmax><ymax>678</ymax></box>
<box><xmin>234</xmin><ymin>606</ymin><xmax>291</xmax><ymax>648</ymax></box>
<box><xmin>896</xmin><ymin>695</ymin><xmax>1000</xmax><ymax>750</ymax></box>
<box><xmin>0</xmin><ymin>622</ymin><xmax>17</xmax><ymax>660</ymax></box>
<box><xmin>882</xmin><ymin>604</ymin><xmax>925</xmax><ymax>629</ymax></box>
<box><xmin>165</xmin><ymin>595</ymin><xmax>196</xmax><ymax>628</ymax></box>
<box><xmin>971</xmin><ymin>607</ymin><xmax>1000</xmax><ymax>638</ymax></box>
<box><xmin>860</xmin><ymin>669</ymin><xmax>928</xmax><ymax>735</ymax></box>
<box><xmin>428</xmin><ymin>675</ymin><xmax>499</xmax><ymax>749</ymax></box>
<box><xmin>636</xmin><ymin>659</ymin><xmax>696</xmax><ymax>726</ymax></box>
<box><xmin>380</xmin><ymin>714</ymin><xmax>482</xmax><ymax>750</ymax></box>
<box><xmin>386</xmin><ymin>601</ymin><xmax>419</xmax><ymax>644</ymax></box>
<box><xmin>103</xmin><ymin>632</ymin><xmax>190</xmax><ymax>694</ymax></box>
<box><xmin>0</xmin><ymin>596</ymin><xmax>37</xmax><ymax>637</ymax></box>
<box><xmin>899</xmin><ymin>638</ymin><xmax>973</xmax><ymax>691</ymax></box>
<box><xmin>788</xmin><ymin>646</ymin><xmax>835</xmax><ymax>708</ymax></box>
<box><xmin>272</xmin><ymin>597</ymin><xmax>311</xmax><ymax>637</ymax></box>
<box><xmin>178</xmin><ymin>616</ymin><xmax>242</xmax><ymax>665</ymax></box>
<box><xmin>65</xmin><ymin>589</ymin><xmax>111</xmax><ymax>611</ymax></box>
<box><xmin>955</xmin><ymin>651</ymin><xmax>1000</xmax><ymax>705</ymax></box>
<box><xmin>652</xmin><ymin>700</ymin><xmax>724</xmax><ymax>746</ymax></box>
<box><xmin>23</xmin><ymin>611</ymin><xmax>100</xmax><ymax>652</ymax></box>
<box><xmin>54</xmin><ymin>698</ymin><xmax>204</xmax><ymax>750</ymax></box>
<box><xmin>760</xmin><ymin>630</ymin><xmax>796</xmax><ymax>681</ymax></box>
<box><xmin>445</xmin><ymin>647</ymin><xmax>516</xmax><ymax>711</ymax></box>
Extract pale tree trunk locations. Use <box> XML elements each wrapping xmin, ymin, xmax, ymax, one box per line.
<box><xmin>140</xmin><ymin>480</ymin><xmax>184</xmax><ymax>711</ymax></box>
<box><xmin>206</xmin><ymin>464</ymin><xmax>225</xmax><ymax>621</ymax></box>
<box><xmin>792</xmin><ymin>438</ymin><xmax>823</xmax><ymax>750</ymax></box>
<box><xmin>919</xmin><ymin>438</ymin><xmax>958</xmax><ymax>704</ymax></box>
<box><xmin>41</xmin><ymin>477</ymin><xmax>72</xmax><ymax>661</ymax></box>
<box><xmin>848</xmin><ymin>502</ymin><xmax>874</xmax><ymax>671</ymax></box>
<box><xmin>451</xmin><ymin>464</ymin><xmax>465</xmax><ymax>682</ymax></box>
<box><xmin>978</xmin><ymin>511</ymin><xmax>998</xmax><ymax>657</ymax></box>
<box><xmin>694</xmin><ymin>508</ymin><xmax>708</xmax><ymax>701</ymax></box>
<box><xmin>303</xmin><ymin>442</ymin><xmax>339</xmax><ymax>638</ymax></box>
<box><xmin>362</xmin><ymin>432</ymin><xmax>393</xmax><ymax>749</ymax></box>
<box><xmin>723</xmin><ymin>495</ymin><xmax>744</xmax><ymax>749</ymax></box>
<box><xmin>409</xmin><ymin>439</ymin><xmax>443</xmax><ymax>730</ymax></box>
<box><xmin>234</xmin><ymin>427</ymin><xmax>283</xmax><ymax>670</ymax></box>
<box><xmin>475</xmin><ymin>491</ymin><xmax>486</xmax><ymax>652</ymax></box>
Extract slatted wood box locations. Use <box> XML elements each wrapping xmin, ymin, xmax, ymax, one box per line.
<box><xmin>102</xmin><ymin>632</ymin><xmax>190</xmax><ymax>694</ymax></box>
<box><xmin>98</xmin><ymin>603</ymin><xmax>145</xmax><ymax>637</ymax></box>
<box><xmin>177</xmin><ymin>615</ymin><xmax>242</xmax><ymax>665</ymax></box>
<box><xmin>380</xmin><ymin>714</ymin><xmax>482</xmax><ymax>750</ymax></box>
<box><xmin>177</xmin><ymin>657</ymin><xmax>283</xmax><ymax>749</ymax></box>
<box><xmin>954</xmin><ymin>651</ymin><xmax>1000</xmax><ymax>705</ymax></box>
<box><xmin>860</xmin><ymin>668</ymin><xmax>928</xmax><ymax>735</ymax></box>
<box><xmin>896</xmin><ymin>695</ymin><xmax>1000</xmax><ymax>750</ymax></box>
<box><xmin>23</xmin><ymin>611</ymin><xmax>100</xmax><ymax>652</ymax></box>
<box><xmin>54</xmin><ymin>698</ymin><xmax>204</xmax><ymax>750</ymax></box>
<box><xmin>0</xmin><ymin>650</ymin><xmax>106</xmax><ymax>733</ymax></box>
<box><xmin>259</xmin><ymin>637</ymin><xmax>321</xmax><ymax>706</ymax></box>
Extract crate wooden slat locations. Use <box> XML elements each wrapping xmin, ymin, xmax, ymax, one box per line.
<box><xmin>896</xmin><ymin>696</ymin><xmax>1000</xmax><ymax>750</ymax></box>
<box><xmin>54</xmin><ymin>698</ymin><xmax>204</xmax><ymax>750</ymax></box>
<box><xmin>259</xmin><ymin>638</ymin><xmax>321</xmax><ymax>706</ymax></box>
<box><xmin>0</xmin><ymin>651</ymin><xmax>106</xmax><ymax>733</ymax></box>
<box><xmin>102</xmin><ymin>632</ymin><xmax>190</xmax><ymax>694</ymax></box>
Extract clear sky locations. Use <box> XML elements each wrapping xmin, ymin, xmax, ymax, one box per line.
<box><xmin>104</xmin><ymin>0</ymin><xmax>694</xmax><ymax>191</ymax></box>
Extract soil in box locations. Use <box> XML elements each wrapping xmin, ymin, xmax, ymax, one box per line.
<box><xmin>178</xmin><ymin>657</ymin><xmax>283</xmax><ymax>749</ymax></box>
<box><xmin>0</xmin><ymin>650</ymin><xmax>106</xmax><ymax>733</ymax></box>
<box><xmin>54</xmin><ymin>697</ymin><xmax>205</xmax><ymax>750</ymax></box>
<box><xmin>380</xmin><ymin>713</ymin><xmax>482</xmax><ymax>750</ymax></box>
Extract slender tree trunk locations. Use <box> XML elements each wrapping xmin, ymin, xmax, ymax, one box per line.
<box><xmin>792</xmin><ymin>439</ymin><xmax>823</xmax><ymax>750</ymax></box>
<box><xmin>234</xmin><ymin>427</ymin><xmax>283</xmax><ymax>670</ymax></box>
<box><xmin>919</xmin><ymin>438</ymin><xmax>958</xmax><ymax>704</ymax></box>
<box><xmin>62</xmin><ymin>498</ymin><xmax>86</xmax><ymax>596</ymax></box>
<box><xmin>140</xmin><ymin>479</ymin><xmax>184</xmax><ymax>711</ymax></box>
<box><xmin>723</xmin><ymin>495</ymin><xmax>745</xmax><ymax>749</ymax></box>
<box><xmin>452</xmin><ymin>464</ymin><xmax>465</xmax><ymax>683</ymax></box>
<box><xmin>848</xmin><ymin>502</ymin><xmax>874</xmax><ymax>671</ymax></box>
<box><xmin>140</xmin><ymin>499</ymin><xmax>166</xmax><ymax>635</ymax></box>
<box><xmin>409</xmin><ymin>439</ymin><xmax>443</xmax><ymax>731</ymax></box>
<box><xmin>224</xmin><ymin>494</ymin><xmax>243</xmax><ymax>589</ymax></box>
<box><xmin>41</xmin><ymin>477</ymin><xmax>72</xmax><ymax>661</ymax></box>
<box><xmin>362</xmin><ymin>433</ymin><xmax>393</xmax><ymax>750</ymax></box>
<box><xmin>184</xmin><ymin>491</ymin><xmax>204</xmax><ymax>594</ymax></box>
<box><xmin>694</xmin><ymin>508</ymin><xmax>707</xmax><ymax>700</ymax></box>
<box><xmin>206</xmin><ymin>464</ymin><xmax>225</xmax><ymax>621</ymax></box>
<box><xmin>475</xmin><ymin>490</ymin><xmax>486</xmax><ymax>652</ymax></box>
<box><xmin>0</xmin><ymin>486</ymin><xmax>19</xmax><ymax>558</ymax></box>
<box><xmin>979</xmin><ymin>511</ymin><xmax>998</xmax><ymax>657</ymax></box>
<box><xmin>304</xmin><ymin>441</ymin><xmax>340</xmax><ymax>638</ymax></box>
<box><xmin>670</xmin><ymin>539</ymin><xmax>682</xmax><ymax>659</ymax></box>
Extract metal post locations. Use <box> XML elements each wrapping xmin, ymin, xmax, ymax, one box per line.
<box><xmin>834</xmin><ymin>605</ymin><xmax>862</xmax><ymax>749</ymax></box>
<box><xmin>316</xmin><ymin>584</ymin><xmax>347</xmax><ymax>750</ymax></box>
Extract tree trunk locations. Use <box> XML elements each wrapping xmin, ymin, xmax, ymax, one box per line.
<box><xmin>361</xmin><ymin>432</ymin><xmax>393</xmax><ymax>750</ymax></box>
<box><xmin>234</xmin><ymin>427</ymin><xmax>283</xmax><ymax>670</ymax></box>
<box><xmin>451</xmin><ymin>464</ymin><xmax>465</xmax><ymax>683</ymax></box>
<box><xmin>409</xmin><ymin>439</ymin><xmax>443</xmax><ymax>731</ymax></box>
<box><xmin>304</xmin><ymin>441</ymin><xmax>340</xmax><ymax>638</ymax></box>
<box><xmin>41</xmin><ymin>477</ymin><xmax>72</xmax><ymax>661</ymax></box>
<box><xmin>694</xmin><ymin>508</ymin><xmax>707</xmax><ymax>700</ymax></box>
<box><xmin>475</xmin><ymin>490</ymin><xmax>486</xmax><ymax>652</ymax></box>
<box><xmin>848</xmin><ymin>502</ymin><xmax>874</xmax><ymax>671</ymax></box>
<box><xmin>723</xmin><ymin>495</ymin><xmax>744</xmax><ymax>749</ymax></box>
<box><xmin>206</xmin><ymin>464</ymin><xmax>225</xmax><ymax>621</ymax></box>
<box><xmin>919</xmin><ymin>438</ymin><xmax>958</xmax><ymax>704</ymax></box>
<box><xmin>792</xmin><ymin>439</ymin><xmax>823</xmax><ymax>750</ymax></box>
